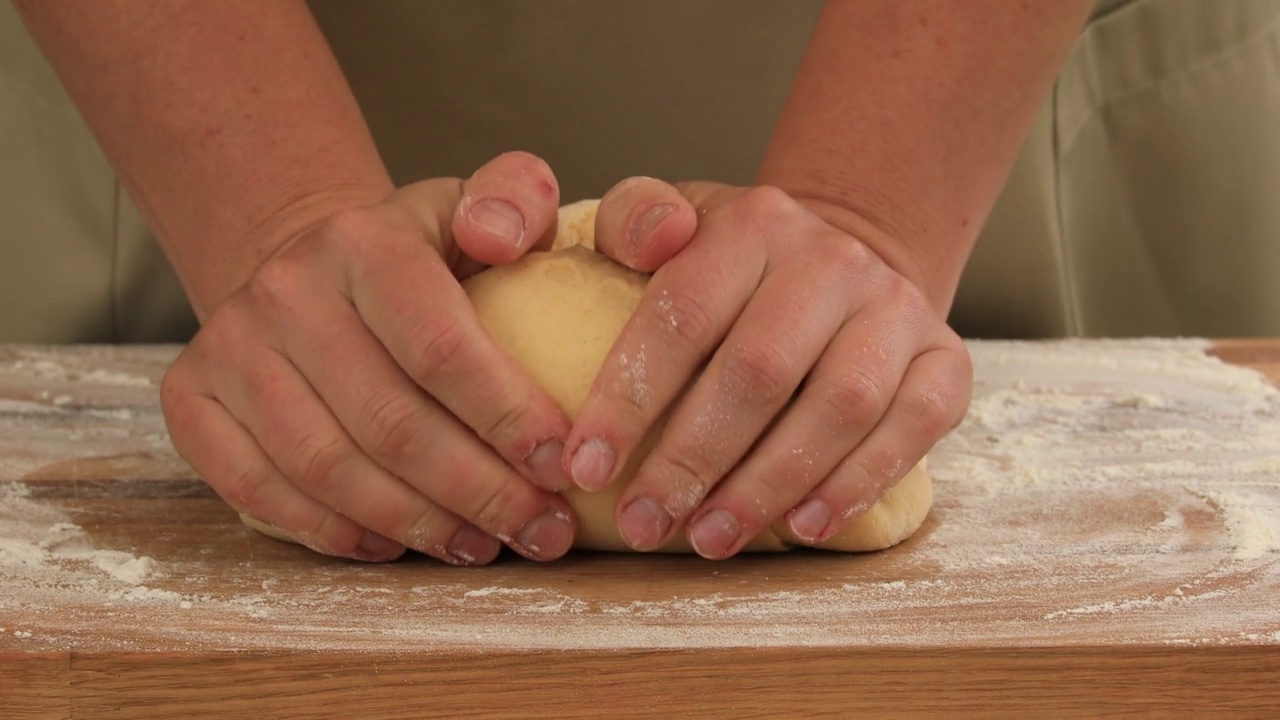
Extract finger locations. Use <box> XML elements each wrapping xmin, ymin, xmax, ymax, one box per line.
<box><xmin>671</xmin><ymin>180</ymin><xmax>743</xmax><ymax>211</ymax></box>
<box><xmin>785</xmin><ymin>344</ymin><xmax>971</xmax><ymax>544</ymax></box>
<box><xmin>261</xmin><ymin>280</ymin><xmax>577</xmax><ymax>561</ymax></box>
<box><xmin>612</xmin><ymin>233</ymin><xmax>868</xmax><ymax>552</ymax></box>
<box><xmin>682</xmin><ymin>298</ymin><xmax>927</xmax><ymax>559</ymax></box>
<box><xmin>203</xmin><ymin>334</ymin><xmax>507</xmax><ymax>565</ymax></box>
<box><xmin>564</xmin><ymin>188</ymin><xmax>773</xmax><ymax>496</ymax></box>
<box><xmin>318</xmin><ymin>208</ymin><xmax>575</xmax><ymax>494</ymax></box>
<box><xmin>594</xmin><ymin>176</ymin><xmax>698</xmax><ymax>272</ymax></box>
<box><xmin>161</xmin><ymin>376</ymin><xmax>401</xmax><ymax>562</ymax></box>
<box><xmin>451</xmin><ymin>151</ymin><xmax>562</xmax><ymax>266</ymax></box>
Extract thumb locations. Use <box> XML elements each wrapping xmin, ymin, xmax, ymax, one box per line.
<box><xmin>593</xmin><ymin>176</ymin><xmax>699</xmax><ymax>273</ymax></box>
<box><xmin>452</xmin><ymin>151</ymin><xmax>562</xmax><ymax>268</ymax></box>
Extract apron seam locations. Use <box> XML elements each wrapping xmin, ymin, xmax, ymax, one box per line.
<box><xmin>1062</xmin><ymin>6</ymin><xmax>1280</xmax><ymax>152</ymax></box>
<box><xmin>1049</xmin><ymin>81</ymin><xmax>1085</xmax><ymax>337</ymax></box>
<box><xmin>109</xmin><ymin>179</ymin><xmax>121</xmax><ymax>342</ymax></box>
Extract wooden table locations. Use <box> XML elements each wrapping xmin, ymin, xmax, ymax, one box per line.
<box><xmin>2</xmin><ymin>340</ymin><xmax>1279</xmax><ymax>718</ymax></box>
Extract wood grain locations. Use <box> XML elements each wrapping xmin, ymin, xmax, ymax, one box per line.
<box><xmin>6</xmin><ymin>648</ymin><xmax>1279</xmax><ymax>718</ymax></box>
<box><xmin>1</xmin><ymin>340</ymin><xmax>1278</xmax><ymax>717</ymax></box>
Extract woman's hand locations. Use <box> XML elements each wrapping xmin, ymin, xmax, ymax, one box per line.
<box><xmin>161</xmin><ymin>152</ymin><xmax>580</xmax><ymax>565</ymax></box>
<box><xmin>568</xmin><ymin>179</ymin><xmax>972</xmax><ymax>559</ymax></box>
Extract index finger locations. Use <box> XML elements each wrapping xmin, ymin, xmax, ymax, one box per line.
<box><xmin>563</xmin><ymin>185</ymin><xmax>771</xmax><ymax>499</ymax></box>
<box><xmin>341</xmin><ymin>177</ymin><xmax>575</xmax><ymax>493</ymax></box>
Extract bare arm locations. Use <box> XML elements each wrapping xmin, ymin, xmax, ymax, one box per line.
<box><xmin>16</xmin><ymin>1</ymin><xmax>586</xmax><ymax>564</ymax></box>
<box><xmin>568</xmin><ymin>1</ymin><xmax>1096</xmax><ymax>556</ymax></box>
<box><xmin>759</xmin><ymin>0</ymin><xmax>1094</xmax><ymax>314</ymax></box>
<box><xmin>13</xmin><ymin>0</ymin><xmax>391</xmax><ymax>317</ymax></box>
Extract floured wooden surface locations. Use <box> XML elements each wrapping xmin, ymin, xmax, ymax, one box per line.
<box><xmin>0</xmin><ymin>340</ymin><xmax>1278</xmax><ymax>654</ymax></box>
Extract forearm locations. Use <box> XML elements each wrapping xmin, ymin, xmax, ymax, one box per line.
<box><xmin>14</xmin><ymin>0</ymin><xmax>392</xmax><ymax>317</ymax></box>
<box><xmin>759</xmin><ymin>0</ymin><xmax>1093</xmax><ymax>314</ymax></box>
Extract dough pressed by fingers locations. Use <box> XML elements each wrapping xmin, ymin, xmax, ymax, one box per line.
<box><xmin>463</xmin><ymin>199</ymin><xmax>932</xmax><ymax>553</ymax></box>
<box><xmin>240</xmin><ymin>199</ymin><xmax>931</xmax><ymax>554</ymax></box>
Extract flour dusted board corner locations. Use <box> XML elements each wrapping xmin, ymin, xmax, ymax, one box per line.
<box><xmin>1</xmin><ymin>340</ymin><xmax>1278</xmax><ymax>716</ymax></box>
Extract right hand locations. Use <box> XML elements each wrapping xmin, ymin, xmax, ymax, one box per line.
<box><xmin>160</xmin><ymin>152</ymin><xmax>579</xmax><ymax>565</ymax></box>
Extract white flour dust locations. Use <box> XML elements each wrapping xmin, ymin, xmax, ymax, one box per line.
<box><xmin>0</xmin><ymin>483</ymin><xmax>174</xmax><ymax>614</ymax></box>
<box><xmin>1</xmin><ymin>339</ymin><xmax>1278</xmax><ymax>653</ymax></box>
<box><xmin>5</xmin><ymin>359</ymin><xmax>152</xmax><ymax>387</ymax></box>
<box><xmin>0</xmin><ymin>347</ymin><xmax>178</xmax><ymax>480</ymax></box>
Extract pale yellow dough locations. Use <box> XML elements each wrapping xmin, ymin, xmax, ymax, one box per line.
<box><xmin>242</xmin><ymin>200</ymin><xmax>932</xmax><ymax>554</ymax></box>
<box><xmin>463</xmin><ymin>200</ymin><xmax>932</xmax><ymax>553</ymax></box>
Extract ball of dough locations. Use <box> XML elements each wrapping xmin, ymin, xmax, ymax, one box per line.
<box><xmin>240</xmin><ymin>200</ymin><xmax>932</xmax><ymax>554</ymax></box>
<box><xmin>462</xmin><ymin>199</ymin><xmax>932</xmax><ymax>553</ymax></box>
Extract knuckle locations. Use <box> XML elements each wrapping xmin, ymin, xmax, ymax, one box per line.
<box><xmin>469</xmin><ymin>484</ymin><xmax>525</xmax><ymax>538</ymax></box>
<box><xmin>289</xmin><ymin>432</ymin><xmax>352</xmax><ymax>495</ymax></box>
<box><xmin>220</xmin><ymin>464</ymin><xmax>277</xmax><ymax>509</ymax></box>
<box><xmin>865</xmin><ymin>446</ymin><xmax>908</xmax><ymax>486</ymax></box>
<box><xmin>807</xmin><ymin>238</ymin><xmax>877</xmax><ymax>297</ymax></box>
<box><xmin>402</xmin><ymin>508</ymin><xmax>453</xmax><ymax>552</ymax></box>
<box><xmin>731</xmin><ymin>464</ymin><xmax>810</xmax><ymax>525</ymax></box>
<box><xmin>819</xmin><ymin>370</ymin><xmax>886</xmax><ymax>429</ymax></box>
<box><xmin>304</xmin><ymin>512</ymin><xmax>371</xmax><ymax>559</ymax></box>
<box><xmin>901</xmin><ymin>385</ymin><xmax>954</xmax><ymax>438</ymax></box>
<box><xmin>360</xmin><ymin>391</ymin><xmax>426</xmax><ymax>464</ymax></box>
<box><xmin>479</xmin><ymin>401</ymin><xmax>529</xmax><ymax>456</ymax></box>
<box><xmin>882</xmin><ymin>273</ymin><xmax>930</xmax><ymax>316</ymax></box>
<box><xmin>753</xmin><ymin>474</ymin><xmax>808</xmax><ymax>520</ymax></box>
<box><xmin>321</xmin><ymin>206</ymin><xmax>385</xmax><ymax>249</ymax></box>
<box><xmin>322</xmin><ymin>206</ymin><xmax>408</xmax><ymax>268</ymax></box>
<box><xmin>947</xmin><ymin>341</ymin><xmax>975</xmax><ymax>379</ymax></box>
<box><xmin>196</xmin><ymin>299</ymin><xmax>254</xmax><ymax>352</ymax></box>
<box><xmin>248</xmin><ymin>256</ymin><xmax>306</xmax><ymax>311</ymax></box>
<box><xmin>302</xmin><ymin>511</ymin><xmax>345</xmax><ymax>547</ymax></box>
<box><xmin>720</xmin><ymin>342</ymin><xmax>796</xmax><ymax>406</ymax></box>
<box><xmin>736</xmin><ymin>185</ymin><xmax>799</xmax><ymax>225</ymax></box>
<box><xmin>826</xmin><ymin>235</ymin><xmax>876</xmax><ymax>277</ymax></box>
<box><xmin>649</xmin><ymin>285</ymin><xmax>716</xmax><ymax>347</ymax></box>
<box><xmin>408</xmin><ymin>313</ymin><xmax>472</xmax><ymax>382</ymax></box>
<box><xmin>602</xmin><ymin>371</ymin><xmax>650</xmax><ymax>429</ymax></box>
<box><xmin>648</xmin><ymin>451</ymin><xmax>716</xmax><ymax>516</ymax></box>
<box><xmin>158</xmin><ymin>362</ymin><xmax>190</xmax><ymax>422</ymax></box>
<box><xmin>599</xmin><ymin>345</ymin><xmax>660</xmax><ymax>423</ymax></box>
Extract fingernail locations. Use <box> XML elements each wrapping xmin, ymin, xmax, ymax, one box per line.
<box><xmin>619</xmin><ymin>497</ymin><xmax>672</xmax><ymax>551</ymax></box>
<box><xmin>447</xmin><ymin>525</ymin><xmax>499</xmax><ymax>566</ymax></box>
<box><xmin>513</xmin><ymin>509</ymin><xmax>574</xmax><ymax>560</ymax></box>
<box><xmin>629</xmin><ymin>203</ymin><xmax>675</xmax><ymax>247</ymax></box>
<box><xmin>688</xmin><ymin>509</ymin><xmax>742</xmax><ymax>560</ymax></box>
<box><xmin>526</xmin><ymin>440</ymin><xmax>571</xmax><ymax>491</ymax></box>
<box><xmin>569</xmin><ymin>437</ymin><xmax>617</xmax><ymax>491</ymax></box>
<box><xmin>468</xmin><ymin>198</ymin><xmax>525</xmax><ymax>246</ymax></box>
<box><xmin>357</xmin><ymin>531</ymin><xmax>405</xmax><ymax>561</ymax></box>
<box><xmin>788</xmin><ymin>497</ymin><xmax>832</xmax><ymax>542</ymax></box>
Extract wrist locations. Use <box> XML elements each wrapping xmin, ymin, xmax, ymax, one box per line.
<box><xmin>788</xmin><ymin>192</ymin><xmax>968</xmax><ymax>317</ymax></box>
<box><xmin>175</xmin><ymin>178</ymin><xmax>392</xmax><ymax>319</ymax></box>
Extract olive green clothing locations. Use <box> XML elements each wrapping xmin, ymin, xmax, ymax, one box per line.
<box><xmin>0</xmin><ymin>4</ymin><xmax>193</xmax><ymax>343</ymax></box>
<box><xmin>1</xmin><ymin>0</ymin><xmax>1277</xmax><ymax>343</ymax></box>
<box><xmin>956</xmin><ymin>0</ymin><xmax>1280</xmax><ymax>337</ymax></box>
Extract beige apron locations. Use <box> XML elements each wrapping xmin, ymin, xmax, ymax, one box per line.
<box><xmin>0</xmin><ymin>2</ymin><xmax>193</xmax><ymax>343</ymax></box>
<box><xmin>954</xmin><ymin>0</ymin><xmax>1280</xmax><ymax>337</ymax></box>
<box><xmin>1</xmin><ymin>0</ymin><xmax>1277</xmax><ymax>342</ymax></box>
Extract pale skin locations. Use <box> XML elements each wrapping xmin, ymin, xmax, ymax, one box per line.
<box><xmin>15</xmin><ymin>0</ymin><xmax>1094</xmax><ymax>562</ymax></box>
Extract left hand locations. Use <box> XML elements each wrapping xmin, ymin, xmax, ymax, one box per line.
<box><xmin>565</xmin><ymin>179</ymin><xmax>972</xmax><ymax>558</ymax></box>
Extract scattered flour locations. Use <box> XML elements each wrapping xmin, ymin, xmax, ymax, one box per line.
<box><xmin>1</xmin><ymin>339</ymin><xmax>1278</xmax><ymax>653</ymax></box>
<box><xmin>1201</xmin><ymin>491</ymin><xmax>1280</xmax><ymax>561</ymax></box>
<box><xmin>0</xmin><ymin>480</ymin><xmax>173</xmax><ymax>634</ymax></box>
<box><xmin>5</xmin><ymin>359</ymin><xmax>152</xmax><ymax>387</ymax></box>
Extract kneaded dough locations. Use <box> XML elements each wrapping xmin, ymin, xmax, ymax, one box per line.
<box><xmin>242</xmin><ymin>200</ymin><xmax>932</xmax><ymax>554</ymax></box>
<box><xmin>462</xmin><ymin>199</ymin><xmax>932</xmax><ymax>553</ymax></box>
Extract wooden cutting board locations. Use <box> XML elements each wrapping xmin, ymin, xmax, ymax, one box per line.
<box><xmin>2</xmin><ymin>340</ymin><xmax>1278</xmax><ymax>718</ymax></box>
